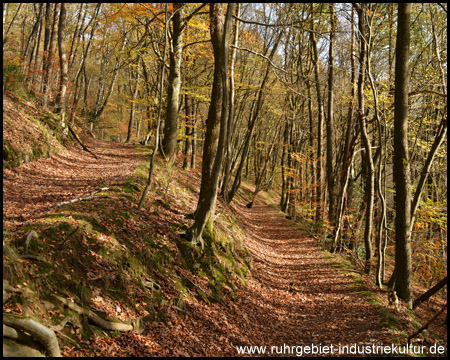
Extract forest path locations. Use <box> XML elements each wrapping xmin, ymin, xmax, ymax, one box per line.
<box><xmin>224</xmin><ymin>199</ymin><xmax>393</xmax><ymax>355</ymax></box>
<box><xmin>3</xmin><ymin>137</ymin><xmax>147</xmax><ymax>228</ymax></box>
<box><xmin>140</xmin><ymin>198</ymin><xmax>393</xmax><ymax>356</ymax></box>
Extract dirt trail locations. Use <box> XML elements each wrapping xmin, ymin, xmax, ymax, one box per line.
<box><xmin>3</xmin><ymin>138</ymin><xmax>146</xmax><ymax>228</ymax></box>
<box><xmin>227</xmin><ymin>201</ymin><xmax>392</xmax><ymax>355</ymax></box>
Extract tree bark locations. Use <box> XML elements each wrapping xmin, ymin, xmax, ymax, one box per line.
<box><xmin>57</xmin><ymin>3</ymin><xmax>68</xmax><ymax>133</ymax></box>
<box><xmin>162</xmin><ymin>3</ymin><xmax>185</xmax><ymax>158</ymax></box>
<box><xmin>186</xmin><ymin>3</ymin><xmax>232</xmax><ymax>246</ymax></box>
<box><xmin>393</xmin><ymin>2</ymin><xmax>413</xmax><ymax>308</ymax></box>
<box><xmin>326</xmin><ymin>3</ymin><xmax>336</xmax><ymax>227</ymax></box>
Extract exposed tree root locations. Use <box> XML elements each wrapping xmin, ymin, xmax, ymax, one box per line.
<box><xmin>3</xmin><ymin>315</ymin><xmax>61</xmax><ymax>357</ymax></box>
<box><xmin>52</xmin><ymin>295</ymin><xmax>133</xmax><ymax>332</ymax></box>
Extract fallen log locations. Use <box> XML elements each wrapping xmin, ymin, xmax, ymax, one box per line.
<box><xmin>407</xmin><ymin>302</ymin><xmax>447</xmax><ymax>344</ymax></box>
<box><xmin>52</xmin><ymin>187</ymin><xmax>109</xmax><ymax>209</ymax></box>
<box><xmin>413</xmin><ymin>276</ymin><xmax>447</xmax><ymax>309</ymax></box>
<box><xmin>67</xmin><ymin>123</ymin><xmax>98</xmax><ymax>159</ymax></box>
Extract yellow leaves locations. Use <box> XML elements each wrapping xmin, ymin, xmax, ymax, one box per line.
<box><xmin>188</xmin><ymin>14</ymin><xmax>210</xmax><ymax>32</ymax></box>
<box><xmin>415</xmin><ymin>198</ymin><xmax>447</xmax><ymax>231</ymax></box>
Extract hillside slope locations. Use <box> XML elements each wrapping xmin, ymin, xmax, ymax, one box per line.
<box><xmin>3</xmin><ymin>92</ymin><xmax>72</xmax><ymax>169</ymax></box>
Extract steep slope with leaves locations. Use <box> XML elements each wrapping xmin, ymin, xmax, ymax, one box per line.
<box><xmin>3</xmin><ymin>92</ymin><xmax>70</xmax><ymax>169</ymax></box>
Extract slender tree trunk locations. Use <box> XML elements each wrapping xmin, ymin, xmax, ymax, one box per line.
<box><xmin>393</xmin><ymin>2</ymin><xmax>412</xmax><ymax>308</ymax></box>
<box><xmin>162</xmin><ymin>3</ymin><xmax>185</xmax><ymax>158</ymax></box>
<box><xmin>409</xmin><ymin>116</ymin><xmax>447</xmax><ymax>235</ymax></box>
<box><xmin>331</xmin><ymin>6</ymin><xmax>357</xmax><ymax>252</ymax></box>
<box><xmin>138</xmin><ymin>4</ymin><xmax>169</xmax><ymax>210</ymax></box>
<box><xmin>227</xmin><ymin>29</ymin><xmax>282</xmax><ymax>204</ymax></box>
<box><xmin>221</xmin><ymin>3</ymin><xmax>240</xmax><ymax>203</ymax></box>
<box><xmin>247</xmin><ymin>120</ymin><xmax>282</xmax><ymax>208</ymax></box>
<box><xmin>326</xmin><ymin>3</ymin><xmax>336</xmax><ymax>227</ymax></box>
<box><xmin>41</xmin><ymin>3</ymin><xmax>53</xmax><ymax>108</ymax></box>
<box><xmin>355</xmin><ymin>3</ymin><xmax>375</xmax><ymax>274</ymax></box>
<box><xmin>3</xmin><ymin>3</ymin><xmax>22</xmax><ymax>48</ymax></box>
<box><xmin>310</xmin><ymin>7</ymin><xmax>325</xmax><ymax>224</ymax></box>
<box><xmin>91</xmin><ymin>35</ymin><xmax>126</xmax><ymax>127</ymax></box>
<box><xmin>280</xmin><ymin>118</ymin><xmax>289</xmax><ymax>211</ymax></box>
<box><xmin>126</xmin><ymin>57</ymin><xmax>141</xmax><ymax>143</ymax></box>
<box><xmin>31</xmin><ymin>4</ymin><xmax>43</xmax><ymax>89</ymax></box>
<box><xmin>57</xmin><ymin>3</ymin><xmax>68</xmax><ymax>133</ymax></box>
<box><xmin>191</xmin><ymin>101</ymin><xmax>198</xmax><ymax>169</ymax></box>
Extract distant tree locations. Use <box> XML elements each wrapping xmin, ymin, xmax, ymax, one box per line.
<box><xmin>125</xmin><ymin>56</ymin><xmax>141</xmax><ymax>143</ymax></box>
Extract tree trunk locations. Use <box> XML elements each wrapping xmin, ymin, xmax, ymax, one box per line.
<box><xmin>162</xmin><ymin>3</ymin><xmax>185</xmax><ymax>158</ymax></box>
<box><xmin>326</xmin><ymin>3</ymin><xmax>336</xmax><ymax>227</ymax></box>
<box><xmin>138</xmin><ymin>5</ymin><xmax>169</xmax><ymax>210</ymax></box>
<box><xmin>393</xmin><ymin>2</ymin><xmax>413</xmax><ymax>308</ymax></box>
<box><xmin>247</xmin><ymin>120</ymin><xmax>282</xmax><ymax>208</ymax></box>
<box><xmin>331</xmin><ymin>6</ymin><xmax>357</xmax><ymax>252</ymax></box>
<box><xmin>355</xmin><ymin>3</ymin><xmax>375</xmax><ymax>275</ymax></box>
<box><xmin>57</xmin><ymin>3</ymin><xmax>68</xmax><ymax>133</ymax></box>
<box><xmin>310</xmin><ymin>6</ymin><xmax>325</xmax><ymax>224</ymax></box>
<box><xmin>126</xmin><ymin>57</ymin><xmax>141</xmax><ymax>143</ymax></box>
<box><xmin>227</xmin><ymin>28</ymin><xmax>282</xmax><ymax>204</ymax></box>
<box><xmin>221</xmin><ymin>3</ymin><xmax>240</xmax><ymax>203</ymax></box>
<box><xmin>413</xmin><ymin>276</ymin><xmax>447</xmax><ymax>309</ymax></box>
<box><xmin>41</xmin><ymin>3</ymin><xmax>54</xmax><ymax>108</ymax></box>
<box><xmin>183</xmin><ymin>93</ymin><xmax>193</xmax><ymax>169</ymax></box>
<box><xmin>186</xmin><ymin>3</ymin><xmax>232</xmax><ymax>246</ymax></box>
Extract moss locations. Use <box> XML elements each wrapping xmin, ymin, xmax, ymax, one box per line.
<box><xmin>121</xmin><ymin>180</ymin><xmax>141</xmax><ymax>193</ymax></box>
<box><xmin>3</xmin><ymin>141</ymin><xmax>22</xmax><ymax>168</ymax></box>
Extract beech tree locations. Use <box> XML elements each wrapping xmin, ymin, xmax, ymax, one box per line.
<box><xmin>56</xmin><ymin>3</ymin><xmax>68</xmax><ymax>132</ymax></box>
<box><xmin>393</xmin><ymin>2</ymin><xmax>412</xmax><ymax>307</ymax></box>
<box><xmin>162</xmin><ymin>3</ymin><xmax>185</xmax><ymax>157</ymax></box>
<box><xmin>185</xmin><ymin>3</ymin><xmax>232</xmax><ymax>247</ymax></box>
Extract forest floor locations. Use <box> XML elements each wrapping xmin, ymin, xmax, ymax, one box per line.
<box><xmin>3</xmin><ymin>138</ymin><xmax>446</xmax><ymax>357</ymax></box>
<box><xmin>3</xmin><ymin>137</ymin><xmax>147</xmax><ymax>228</ymax></box>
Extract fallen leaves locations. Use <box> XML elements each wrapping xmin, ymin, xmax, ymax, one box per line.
<box><xmin>5</xmin><ymin>135</ymin><xmax>444</xmax><ymax>357</ymax></box>
<box><xmin>3</xmin><ymin>137</ymin><xmax>146</xmax><ymax>229</ymax></box>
